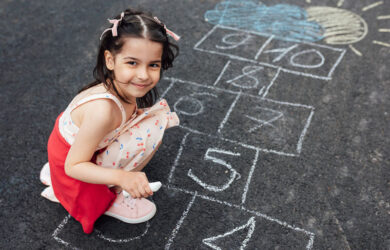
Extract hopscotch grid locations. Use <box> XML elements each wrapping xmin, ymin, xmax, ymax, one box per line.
<box><xmin>165</xmin><ymin>184</ymin><xmax>315</xmax><ymax>249</ymax></box>
<box><xmin>241</xmin><ymin>149</ymin><xmax>260</xmax><ymax>205</ymax></box>
<box><xmin>162</xmin><ymin>77</ymin><xmax>314</xmax><ymax>156</ymax></box>
<box><xmin>194</xmin><ymin>25</ymin><xmax>347</xmax><ymax>80</ymax></box>
<box><xmin>164</xmin><ymin>77</ymin><xmax>315</xmax><ymax>110</ymax></box>
<box><xmin>213</xmin><ymin>60</ymin><xmax>231</xmax><ymax>86</ymax></box>
<box><xmin>165</xmin><ymin>192</ymin><xmax>197</xmax><ymax>250</ymax></box>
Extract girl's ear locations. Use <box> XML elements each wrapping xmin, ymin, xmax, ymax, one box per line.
<box><xmin>104</xmin><ymin>50</ymin><xmax>115</xmax><ymax>70</ymax></box>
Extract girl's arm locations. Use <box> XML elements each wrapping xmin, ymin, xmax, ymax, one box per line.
<box><xmin>64</xmin><ymin>99</ymin><xmax>153</xmax><ymax>198</ymax></box>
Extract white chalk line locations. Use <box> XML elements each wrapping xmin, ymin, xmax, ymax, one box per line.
<box><xmin>95</xmin><ymin>222</ymin><xmax>150</xmax><ymax>243</ymax></box>
<box><xmin>297</xmin><ymin>109</ymin><xmax>315</xmax><ymax>154</ymax></box>
<box><xmin>327</xmin><ymin>48</ymin><xmax>347</xmax><ymax>79</ymax></box>
<box><xmin>217</xmin><ymin>91</ymin><xmax>241</xmax><ymax>134</ymax></box>
<box><xmin>362</xmin><ymin>1</ymin><xmax>383</xmax><ymax>11</ymax></box>
<box><xmin>160</xmin><ymin>79</ymin><xmax>176</xmax><ymax>99</ymax></box>
<box><xmin>379</xmin><ymin>29</ymin><xmax>390</xmax><ymax>32</ymax></box>
<box><xmin>164</xmin><ymin>192</ymin><xmax>197</xmax><ymax>250</ymax></box>
<box><xmin>373</xmin><ymin>40</ymin><xmax>390</xmax><ymax>47</ymax></box>
<box><xmin>261</xmin><ymin>67</ymin><xmax>281</xmax><ymax>97</ymax></box>
<box><xmin>168</xmin><ymin>132</ymin><xmax>190</xmax><ymax>183</ymax></box>
<box><xmin>52</xmin><ymin>214</ymin><xmax>79</xmax><ymax>250</ymax></box>
<box><xmin>241</xmin><ymin>149</ymin><xmax>260</xmax><ymax>205</ymax></box>
<box><xmin>337</xmin><ymin>0</ymin><xmax>344</xmax><ymax>7</ymax></box>
<box><xmin>254</xmin><ymin>35</ymin><xmax>274</xmax><ymax>60</ymax></box>
<box><xmin>214</xmin><ymin>60</ymin><xmax>231</xmax><ymax>86</ymax></box>
<box><xmin>193</xmin><ymin>25</ymin><xmax>219</xmax><ymax>50</ymax></box>
<box><xmin>165</xmin><ymin>184</ymin><xmax>315</xmax><ymax>248</ymax></box>
<box><xmin>202</xmin><ymin>217</ymin><xmax>256</xmax><ymax>250</ymax></box>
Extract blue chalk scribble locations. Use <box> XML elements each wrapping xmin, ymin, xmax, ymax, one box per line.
<box><xmin>204</xmin><ymin>0</ymin><xmax>324</xmax><ymax>43</ymax></box>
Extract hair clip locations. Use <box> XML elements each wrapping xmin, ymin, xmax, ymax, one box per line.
<box><xmin>153</xmin><ymin>17</ymin><xmax>181</xmax><ymax>41</ymax></box>
<box><xmin>100</xmin><ymin>12</ymin><xmax>125</xmax><ymax>40</ymax></box>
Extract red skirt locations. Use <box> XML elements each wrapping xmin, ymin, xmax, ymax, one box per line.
<box><xmin>47</xmin><ymin>113</ymin><xmax>116</xmax><ymax>234</ymax></box>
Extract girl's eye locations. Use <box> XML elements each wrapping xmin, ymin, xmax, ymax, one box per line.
<box><xmin>127</xmin><ymin>61</ymin><xmax>137</xmax><ymax>66</ymax></box>
<box><xmin>150</xmin><ymin>63</ymin><xmax>161</xmax><ymax>68</ymax></box>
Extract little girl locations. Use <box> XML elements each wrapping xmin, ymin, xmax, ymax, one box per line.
<box><xmin>40</xmin><ymin>8</ymin><xmax>180</xmax><ymax>234</ymax></box>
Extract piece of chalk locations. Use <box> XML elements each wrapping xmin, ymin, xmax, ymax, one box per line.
<box><xmin>123</xmin><ymin>181</ymin><xmax>162</xmax><ymax>198</ymax></box>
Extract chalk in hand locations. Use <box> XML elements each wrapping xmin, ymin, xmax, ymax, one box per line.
<box><xmin>123</xmin><ymin>181</ymin><xmax>162</xmax><ymax>198</ymax></box>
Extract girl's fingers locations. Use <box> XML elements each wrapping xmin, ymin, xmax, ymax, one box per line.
<box><xmin>143</xmin><ymin>183</ymin><xmax>153</xmax><ymax>195</ymax></box>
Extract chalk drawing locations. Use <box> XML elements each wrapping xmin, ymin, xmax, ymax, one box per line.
<box><xmin>173</xmin><ymin>96</ymin><xmax>204</xmax><ymax>116</ymax></box>
<box><xmin>362</xmin><ymin>1</ymin><xmax>383</xmax><ymax>12</ymax></box>
<box><xmin>213</xmin><ymin>60</ymin><xmax>231</xmax><ymax>86</ymax></box>
<box><xmin>166</xmin><ymin>184</ymin><xmax>315</xmax><ymax>249</ymax></box>
<box><xmin>226</xmin><ymin>65</ymin><xmax>264</xmax><ymax>89</ymax></box>
<box><xmin>372</xmin><ymin>40</ymin><xmax>390</xmax><ymax>47</ymax></box>
<box><xmin>202</xmin><ymin>217</ymin><xmax>256</xmax><ymax>250</ymax></box>
<box><xmin>263</xmin><ymin>44</ymin><xmax>299</xmax><ymax>63</ymax></box>
<box><xmin>306</xmin><ymin>7</ymin><xmax>368</xmax><ymax>45</ymax></box>
<box><xmin>213</xmin><ymin>60</ymin><xmax>280</xmax><ymax>96</ymax></box>
<box><xmin>194</xmin><ymin>25</ymin><xmax>346</xmax><ymax>80</ymax></box>
<box><xmin>379</xmin><ymin>29</ymin><xmax>390</xmax><ymax>32</ymax></box>
<box><xmin>216</xmin><ymin>32</ymin><xmax>253</xmax><ymax>49</ymax></box>
<box><xmin>289</xmin><ymin>49</ymin><xmax>325</xmax><ymax>69</ymax></box>
<box><xmin>377</xmin><ymin>15</ymin><xmax>390</xmax><ymax>20</ymax></box>
<box><xmin>245</xmin><ymin>107</ymin><xmax>284</xmax><ymax>133</ymax></box>
<box><xmin>205</xmin><ymin>1</ymin><xmax>324</xmax><ymax>43</ymax></box>
<box><xmin>204</xmin><ymin>0</ymin><xmax>390</xmax><ymax>56</ymax></box>
<box><xmin>187</xmin><ymin>148</ymin><xmax>241</xmax><ymax>192</ymax></box>
<box><xmin>95</xmin><ymin>222</ymin><xmax>150</xmax><ymax>243</ymax></box>
<box><xmin>163</xmin><ymin>77</ymin><xmax>315</xmax><ymax>156</ymax></box>
<box><xmin>165</xmin><ymin>193</ymin><xmax>197</xmax><ymax>250</ymax></box>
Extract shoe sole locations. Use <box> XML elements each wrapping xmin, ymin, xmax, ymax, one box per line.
<box><xmin>40</xmin><ymin>162</ymin><xmax>51</xmax><ymax>186</ymax></box>
<box><xmin>104</xmin><ymin>206</ymin><xmax>157</xmax><ymax>224</ymax></box>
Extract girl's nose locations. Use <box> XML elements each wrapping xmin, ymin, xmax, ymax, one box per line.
<box><xmin>136</xmin><ymin>67</ymin><xmax>149</xmax><ymax>81</ymax></box>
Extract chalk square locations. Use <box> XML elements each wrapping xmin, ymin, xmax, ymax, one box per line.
<box><xmin>162</xmin><ymin>80</ymin><xmax>239</xmax><ymax>135</ymax></box>
<box><xmin>51</xmin><ymin>188</ymin><xmax>195</xmax><ymax>249</ymax></box>
<box><xmin>169</xmin><ymin>197</ymin><xmax>311</xmax><ymax>249</ymax></box>
<box><xmin>220</xmin><ymin>95</ymin><xmax>314</xmax><ymax>155</ymax></box>
<box><xmin>169</xmin><ymin>133</ymin><xmax>257</xmax><ymax>205</ymax></box>
<box><xmin>214</xmin><ymin>60</ymin><xmax>280</xmax><ymax>96</ymax></box>
<box><xmin>194</xmin><ymin>25</ymin><xmax>267</xmax><ymax>62</ymax></box>
<box><xmin>255</xmin><ymin>38</ymin><xmax>346</xmax><ymax>79</ymax></box>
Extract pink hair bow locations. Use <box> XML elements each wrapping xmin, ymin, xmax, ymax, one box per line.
<box><xmin>100</xmin><ymin>12</ymin><xmax>125</xmax><ymax>40</ymax></box>
<box><xmin>154</xmin><ymin>17</ymin><xmax>180</xmax><ymax>41</ymax></box>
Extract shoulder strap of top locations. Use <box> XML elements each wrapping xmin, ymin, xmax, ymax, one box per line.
<box><xmin>70</xmin><ymin>93</ymin><xmax>127</xmax><ymax>127</ymax></box>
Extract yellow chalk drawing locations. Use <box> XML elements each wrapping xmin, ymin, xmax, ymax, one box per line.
<box><xmin>306</xmin><ymin>7</ymin><xmax>368</xmax><ymax>45</ymax></box>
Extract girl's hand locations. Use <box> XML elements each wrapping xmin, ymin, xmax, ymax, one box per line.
<box><xmin>118</xmin><ymin>171</ymin><xmax>153</xmax><ymax>198</ymax></box>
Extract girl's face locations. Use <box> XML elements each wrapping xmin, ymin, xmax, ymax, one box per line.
<box><xmin>105</xmin><ymin>37</ymin><xmax>163</xmax><ymax>103</ymax></box>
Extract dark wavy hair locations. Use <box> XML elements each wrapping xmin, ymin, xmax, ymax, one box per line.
<box><xmin>79</xmin><ymin>8</ymin><xmax>179</xmax><ymax>108</ymax></box>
